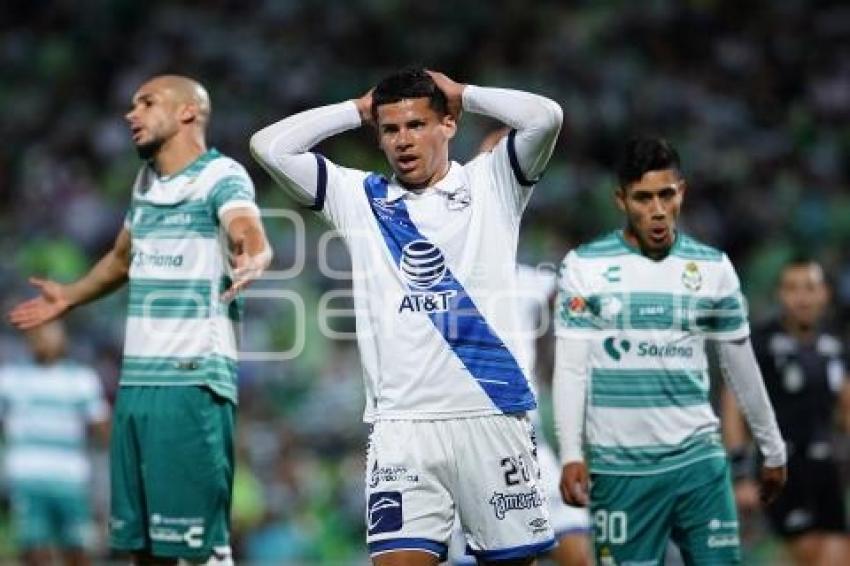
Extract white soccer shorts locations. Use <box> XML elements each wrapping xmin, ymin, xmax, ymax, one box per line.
<box><xmin>365</xmin><ymin>414</ymin><xmax>555</xmax><ymax>561</ymax></box>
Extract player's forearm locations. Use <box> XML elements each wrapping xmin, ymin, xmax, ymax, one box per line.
<box><xmin>718</xmin><ymin>338</ymin><xmax>787</xmax><ymax>467</ymax></box>
<box><xmin>553</xmin><ymin>335</ymin><xmax>589</xmax><ymax>464</ymax></box>
<box><xmin>462</xmin><ymin>85</ymin><xmax>563</xmax><ymax>180</ymax></box>
<box><xmin>228</xmin><ymin>216</ymin><xmax>272</xmax><ymax>265</ymax></box>
<box><xmin>250</xmin><ymin>101</ymin><xmax>361</xmax><ymax>203</ymax></box>
<box><xmin>65</xmin><ymin>248</ymin><xmax>129</xmax><ymax>307</ymax></box>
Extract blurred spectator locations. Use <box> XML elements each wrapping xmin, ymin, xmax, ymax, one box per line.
<box><xmin>0</xmin><ymin>321</ymin><xmax>109</xmax><ymax>566</ymax></box>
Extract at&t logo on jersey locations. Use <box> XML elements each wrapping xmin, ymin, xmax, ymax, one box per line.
<box><xmin>397</xmin><ymin>239</ymin><xmax>457</xmax><ymax>313</ymax></box>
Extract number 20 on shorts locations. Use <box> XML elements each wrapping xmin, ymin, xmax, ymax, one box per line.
<box><xmin>594</xmin><ymin>509</ymin><xmax>628</xmax><ymax>544</ymax></box>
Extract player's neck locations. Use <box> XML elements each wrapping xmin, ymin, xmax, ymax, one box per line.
<box><xmin>399</xmin><ymin>161</ymin><xmax>450</xmax><ymax>193</ymax></box>
<box><xmin>782</xmin><ymin>317</ymin><xmax>817</xmax><ymax>344</ymax></box>
<box><xmin>152</xmin><ymin>133</ymin><xmax>207</xmax><ymax>177</ymax></box>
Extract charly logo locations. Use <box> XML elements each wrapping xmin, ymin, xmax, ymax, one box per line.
<box><xmin>399</xmin><ymin>239</ymin><xmax>447</xmax><ymax>289</ymax></box>
<box><xmin>603</xmin><ymin>336</ymin><xmax>631</xmax><ymax>361</ymax></box>
<box><xmin>602</xmin><ymin>265</ymin><xmax>621</xmax><ymax>283</ymax></box>
<box><xmin>682</xmin><ymin>261</ymin><xmax>702</xmax><ymax>291</ymax></box>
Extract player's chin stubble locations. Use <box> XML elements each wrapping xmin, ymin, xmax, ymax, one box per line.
<box><xmin>135</xmin><ymin>138</ymin><xmax>162</xmax><ymax>161</ymax></box>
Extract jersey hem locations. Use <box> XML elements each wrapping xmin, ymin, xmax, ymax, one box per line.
<box><xmin>364</xmin><ymin>406</ymin><xmax>532</xmax><ymax>422</ymax></box>
<box><xmin>589</xmin><ymin>450</ymin><xmax>726</xmax><ymax>476</ymax></box>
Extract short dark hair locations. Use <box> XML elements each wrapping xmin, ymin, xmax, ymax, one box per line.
<box><xmin>371</xmin><ymin>67</ymin><xmax>448</xmax><ymax>122</ymax></box>
<box><xmin>617</xmin><ymin>137</ymin><xmax>681</xmax><ymax>188</ymax></box>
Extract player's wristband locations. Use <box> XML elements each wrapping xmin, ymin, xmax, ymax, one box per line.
<box><xmin>728</xmin><ymin>447</ymin><xmax>755</xmax><ymax>482</ymax></box>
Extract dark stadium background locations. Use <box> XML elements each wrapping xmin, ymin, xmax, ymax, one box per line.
<box><xmin>1</xmin><ymin>1</ymin><xmax>848</xmax><ymax>563</ymax></box>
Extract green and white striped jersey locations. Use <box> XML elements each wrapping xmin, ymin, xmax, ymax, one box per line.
<box><xmin>556</xmin><ymin>230</ymin><xmax>748</xmax><ymax>475</ymax></box>
<box><xmin>0</xmin><ymin>362</ymin><xmax>108</xmax><ymax>486</ymax></box>
<box><xmin>122</xmin><ymin>149</ymin><xmax>257</xmax><ymax>403</ymax></box>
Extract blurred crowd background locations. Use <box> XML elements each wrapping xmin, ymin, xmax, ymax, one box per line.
<box><xmin>1</xmin><ymin>0</ymin><xmax>849</xmax><ymax>563</ymax></box>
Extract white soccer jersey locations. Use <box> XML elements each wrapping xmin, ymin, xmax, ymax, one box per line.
<box><xmin>123</xmin><ymin>149</ymin><xmax>258</xmax><ymax>403</ymax></box>
<box><xmin>556</xmin><ymin>231</ymin><xmax>749</xmax><ymax>475</ymax></box>
<box><xmin>0</xmin><ymin>363</ymin><xmax>108</xmax><ymax>485</ymax></box>
<box><xmin>320</xmin><ymin>144</ymin><xmax>538</xmax><ymax>421</ymax></box>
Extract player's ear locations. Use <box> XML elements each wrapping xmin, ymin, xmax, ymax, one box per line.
<box><xmin>615</xmin><ymin>187</ymin><xmax>627</xmax><ymax>212</ymax></box>
<box><xmin>178</xmin><ymin>103</ymin><xmax>197</xmax><ymax>125</ymax></box>
<box><xmin>441</xmin><ymin>113</ymin><xmax>457</xmax><ymax>140</ymax></box>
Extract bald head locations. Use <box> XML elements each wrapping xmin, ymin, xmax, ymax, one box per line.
<box><xmin>144</xmin><ymin>74</ymin><xmax>211</xmax><ymax>128</ymax></box>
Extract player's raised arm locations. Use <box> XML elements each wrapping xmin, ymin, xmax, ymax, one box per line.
<box><xmin>438</xmin><ymin>71</ymin><xmax>563</xmax><ymax>183</ymax></box>
<box><xmin>249</xmin><ymin>97</ymin><xmax>364</xmax><ymax>207</ymax></box>
<box><xmin>8</xmin><ymin>227</ymin><xmax>131</xmax><ymax>329</ymax></box>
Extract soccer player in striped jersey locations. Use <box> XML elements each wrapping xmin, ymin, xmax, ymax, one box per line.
<box><xmin>9</xmin><ymin>75</ymin><xmax>271</xmax><ymax>565</ymax></box>
<box><xmin>553</xmin><ymin>137</ymin><xmax>786</xmax><ymax>565</ymax></box>
<box><xmin>251</xmin><ymin>67</ymin><xmax>562</xmax><ymax>565</ymax></box>
<box><xmin>0</xmin><ymin>321</ymin><xmax>108</xmax><ymax>566</ymax></box>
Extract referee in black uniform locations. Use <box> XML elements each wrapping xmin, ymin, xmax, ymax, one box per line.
<box><xmin>724</xmin><ymin>257</ymin><xmax>850</xmax><ymax>565</ymax></box>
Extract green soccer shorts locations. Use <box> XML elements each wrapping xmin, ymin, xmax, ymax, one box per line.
<box><xmin>109</xmin><ymin>385</ymin><xmax>234</xmax><ymax>561</ymax></box>
<box><xmin>10</xmin><ymin>481</ymin><xmax>93</xmax><ymax>550</ymax></box>
<box><xmin>590</xmin><ymin>456</ymin><xmax>740</xmax><ymax>565</ymax></box>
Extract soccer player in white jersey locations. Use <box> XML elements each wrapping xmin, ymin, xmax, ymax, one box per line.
<box><xmin>0</xmin><ymin>321</ymin><xmax>109</xmax><ymax>566</ymax></box>
<box><xmin>251</xmin><ymin>67</ymin><xmax>562</xmax><ymax>565</ymax></box>
<box><xmin>9</xmin><ymin>75</ymin><xmax>271</xmax><ymax>565</ymax></box>
<box><xmin>553</xmin><ymin>137</ymin><xmax>787</xmax><ymax>565</ymax></box>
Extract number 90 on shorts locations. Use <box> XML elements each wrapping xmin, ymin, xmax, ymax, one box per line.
<box><xmin>594</xmin><ymin>509</ymin><xmax>628</xmax><ymax>545</ymax></box>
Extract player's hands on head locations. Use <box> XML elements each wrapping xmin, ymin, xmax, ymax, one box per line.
<box><xmin>7</xmin><ymin>277</ymin><xmax>71</xmax><ymax>330</ymax></box>
<box><xmin>758</xmin><ymin>464</ymin><xmax>786</xmax><ymax>505</ymax></box>
<box><xmin>426</xmin><ymin>70</ymin><xmax>465</xmax><ymax>121</ymax></box>
<box><xmin>355</xmin><ymin>88</ymin><xmax>375</xmax><ymax>128</ymax></box>
<box><xmin>560</xmin><ymin>461</ymin><xmax>590</xmax><ymax>507</ymax></box>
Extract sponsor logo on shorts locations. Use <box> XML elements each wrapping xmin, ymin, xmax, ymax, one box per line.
<box><xmin>109</xmin><ymin>517</ymin><xmax>126</xmax><ymax>531</ymax></box>
<box><xmin>707</xmin><ymin>534</ymin><xmax>739</xmax><ymax>548</ymax></box>
<box><xmin>708</xmin><ymin>518</ymin><xmax>738</xmax><ymax>530</ymax></box>
<box><xmin>369</xmin><ymin>462</ymin><xmax>419</xmax><ymax>488</ymax></box>
<box><xmin>598</xmin><ymin>547</ymin><xmax>616</xmax><ymax>566</ymax></box>
<box><xmin>528</xmin><ymin>517</ymin><xmax>550</xmax><ymax>535</ymax></box>
<box><xmin>148</xmin><ymin>515</ymin><xmax>205</xmax><ymax>548</ymax></box>
<box><xmin>367</xmin><ymin>491</ymin><xmax>403</xmax><ymax>535</ymax></box>
<box><xmin>489</xmin><ymin>490</ymin><xmax>544</xmax><ymax>520</ymax></box>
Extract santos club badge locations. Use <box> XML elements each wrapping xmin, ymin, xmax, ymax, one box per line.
<box><xmin>682</xmin><ymin>261</ymin><xmax>702</xmax><ymax>291</ymax></box>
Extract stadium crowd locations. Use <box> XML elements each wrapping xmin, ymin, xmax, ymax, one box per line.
<box><xmin>1</xmin><ymin>1</ymin><xmax>848</xmax><ymax>563</ymax></box>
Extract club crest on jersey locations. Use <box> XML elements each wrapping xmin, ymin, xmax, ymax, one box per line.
<box><xmin>445</xmin><ymin>186</ymin><xmax>471</xmax><ymax>210</ymax></box>
<box><xmin>682</xmin><ymin>261</ymin><xmax>702</xmax><ymax>291</ymax></box>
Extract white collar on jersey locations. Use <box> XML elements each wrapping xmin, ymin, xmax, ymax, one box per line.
<box><xmin>385</xmin><ymin>161</ymin><xmax>465</xmax><ymax>203</ymax></box>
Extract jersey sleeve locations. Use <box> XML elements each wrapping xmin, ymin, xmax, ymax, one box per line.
<box><xmin>305</xmin><ymin>158</ymin><xmax>370</xmax><ymax>234</ymax></box>
<box><xmin>555</xmin><ymin>251</ymin><xmax>602</xmax><ymax>338</ymax></box>
<box><xmin>209</xmin><ymin>168</ymin><xmax>260</xmax><ymax>220</ymax></box>
<box><xmin>462</xmin><ymin>85</ymin><xmax>562</xmax><ymax>225</ymax></box>
<box><xmin>701</xmin><ymin>254</ymin><xmax>750</xmax><ymax>341</ymax></box>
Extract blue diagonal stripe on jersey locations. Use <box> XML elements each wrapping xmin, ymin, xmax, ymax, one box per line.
<box><xmin>364</xmin><ymin>174</ymin><xmax>535</xmax><ymax>413</ymax></box>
